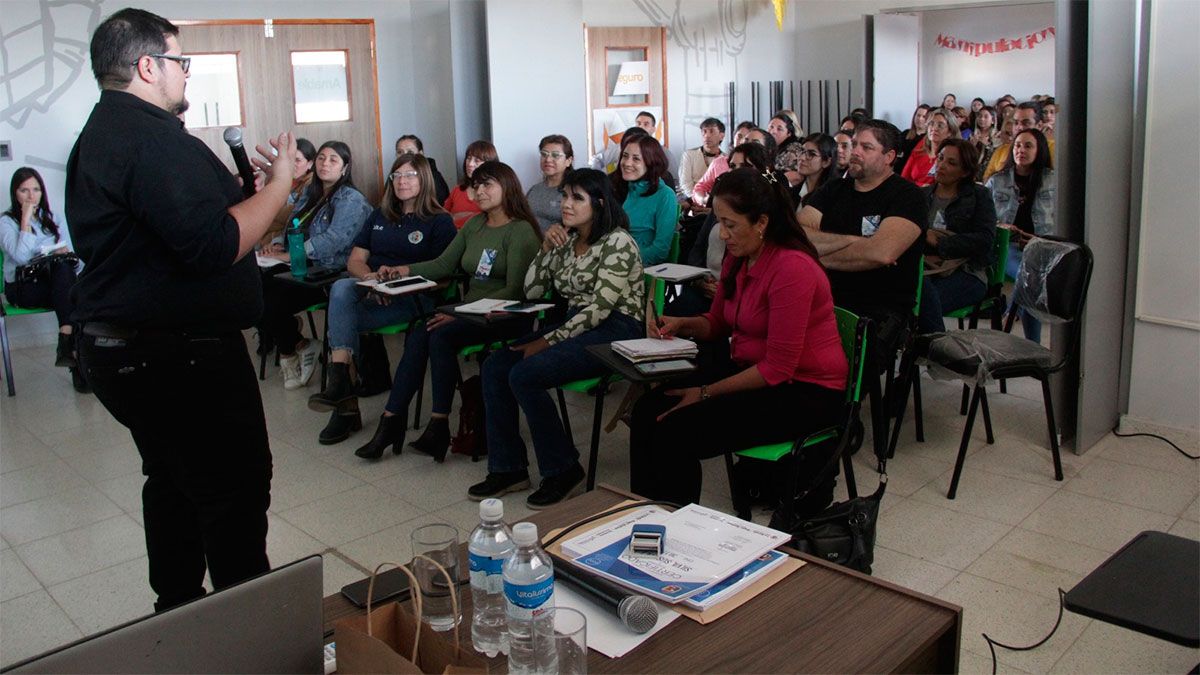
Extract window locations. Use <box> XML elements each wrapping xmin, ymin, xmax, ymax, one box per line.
<box><xmin>606</xmin><ymin>47</ymin><xmax>649</xmax><ymax>106</ymax></box>
<box><xmin>291</xmin><ymin>50</ymin><xmax>351</xmax><ymax>123</ymax></box>
<box><xmin>182</xmin><ymin>53</ymin><xmax>242</xmax><ymax>128</ymax></box>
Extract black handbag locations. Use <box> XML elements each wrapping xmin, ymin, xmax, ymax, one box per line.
<box><xmin>767</xmin><ymin>423</ymin><xmax>887</xmax><ymax>575</ymax></box>
<box><xmin>15</xmin><ymin>252</ymin><xmax>78</xmax><ymax>285</ymax></box>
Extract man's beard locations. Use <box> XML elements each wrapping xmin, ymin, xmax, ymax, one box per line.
<box><xmin>171</xmin><ymin>97</ymin><xmax>190</xmax><ymax>116</ymax></box>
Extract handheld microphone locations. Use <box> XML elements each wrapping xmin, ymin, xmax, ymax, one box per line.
<box><xmin>549</xmin><ymin>553</ymin><xmax>658</xmax><ymax>634</ymax></box>
<box><xmin>223</xmin><ymin>126</ymin><xmax>257</xmax><ymax>198</ymax></box>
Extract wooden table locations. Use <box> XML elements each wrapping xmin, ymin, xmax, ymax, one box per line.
<box><xmin>324</xmin><ymin>485</ymin><xmax>961</xmax><ymax>673</ymax></box>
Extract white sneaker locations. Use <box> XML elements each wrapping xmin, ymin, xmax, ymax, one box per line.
<box><xmin>296</xmin><ymin>339</ymin><xmax>323</xmax><ymax>388</ymax></box>
<box><xmin>280</xmin><ymin>354</ymin><xmax>302</xmax><ymax>390</ymax></box>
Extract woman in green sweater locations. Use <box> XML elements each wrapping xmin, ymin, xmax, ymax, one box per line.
<box><xmin>355</xmin><ymin>161</ymin><xmax>542</xmax><ymax>461</ymax></box>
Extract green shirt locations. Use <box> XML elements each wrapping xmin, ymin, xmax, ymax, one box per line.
<box><xmin>524</xmin><ymin>228</ymin><xmax>645</xmax><ymax>345</ymax></box>
<box><xmin>409</xmin><ymin>214</ymin><xmax>541</xmax><ymax>302</ymax></box>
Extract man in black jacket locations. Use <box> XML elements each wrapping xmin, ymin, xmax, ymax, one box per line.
<box><xmin>66</xmin><ymin>7</ymin><xmax>300</xmax><ymax>611</ymax></box>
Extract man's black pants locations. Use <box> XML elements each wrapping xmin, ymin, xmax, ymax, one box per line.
<box><xmin>78</xmin><ymin>328</ymin><xmax>272</xmax><ymax>611</ymax></box>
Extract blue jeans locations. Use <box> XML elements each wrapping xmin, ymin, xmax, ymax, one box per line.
<box><xmin>326</xmin><ymin>278</ymin><xmax>432</xmax><ymax>356</ymax></box>
<box><xmin>384</xmin><ymin>315</ymin><xmax>531</xmax><ymax>417</ymax></box>
<box><xmin>482</xmin><ymin>310</ymin><xmax>642</xmax><ymax>479</ymax></box>
<box><xmin>917</xmin><ymin>270</ymin><xmax>987</xmax><ymax>334</ymax></box>
<box><xmin>1005</xmin><ymin>243</ymin><xmax>1042</xmax><ymax>342</ymax></box>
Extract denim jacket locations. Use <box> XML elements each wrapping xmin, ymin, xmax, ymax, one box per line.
<box><xmin>292</xmin><ymin>185</ymin><xmax>372</xmax><ymax>269</ymax></box>
<box><xmin>986</xmin><ymin>167</ymin><xmax>1055</xmax><ymax>236</ymax></box>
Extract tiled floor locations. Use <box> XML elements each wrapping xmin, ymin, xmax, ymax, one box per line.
<box><xmin>2</xmin><ymin>335</ymin><xmax>1198</xmax><ymax>672</ymax></box>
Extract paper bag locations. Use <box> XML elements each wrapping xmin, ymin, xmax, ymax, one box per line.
<box><xmin>335</xmin><ymin>560</ymin><xmax>489</xmax><ymax>674</ymax></box>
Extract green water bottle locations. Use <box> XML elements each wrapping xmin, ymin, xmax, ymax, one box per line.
<box><xmin>287</xmin><ymin>218</ymin><xmax>307</xmax><ymax>278</ymax></box>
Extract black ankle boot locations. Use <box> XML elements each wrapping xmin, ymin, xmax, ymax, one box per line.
<box><xmin>70</xmin><ymin>367</ymin><xmax>90</xmax><ymax>394</ymax></box>
<box><xmin>55</xmin><ymin>333</ymin><xmax>76</xmax><ymax>368</ymax></box>
<box><xmin>308</xmin><ymin>362</ymin><xmax>357</xmax><ymax>412</ymax></box>
<box><xmin>319</xmin><ymin>406</ymin><xmax>363</xmax><ymax>445</ymax></box>
<box><xmin>408</xmin><ymin>417</ymin><xmax>451</xmax><ymax>463</ymax></box>
<box><xmin>355</xmin><ymin>414</ymin><xmax>405</xmax><ymax>459</ymax></box>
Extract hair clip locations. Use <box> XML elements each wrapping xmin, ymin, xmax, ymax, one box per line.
<box><xmin>761</xmin><ymin>171</ymin><xmax>778</xmax><ymax>185</ymax></box>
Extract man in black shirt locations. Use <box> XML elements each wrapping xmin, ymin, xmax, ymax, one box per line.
<box><xmin>800</xmin><ymin>119</ymin><xmax>927</xmax><ymax>357</ymax></box>
<box><xmin>66</xmin><ymin>8</ymin><xmax>300</xmax><ymax>611</ymax></box>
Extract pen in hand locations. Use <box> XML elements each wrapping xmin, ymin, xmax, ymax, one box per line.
<box><xmin>650</xmin><ymin>303</ymin><xmax>665</xmax><ymax>339</ymax></box>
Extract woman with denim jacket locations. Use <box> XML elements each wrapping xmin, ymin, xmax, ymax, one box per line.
<box><xmin>916</xmin><ymin>138</ymin><xmax>997</xmax><ymax>334</ymax></box>
<box><xmin>259</xmin><ymin>141</ymin><xmax>372</xmax><ymax>390</ymax></box>
<box><xmin>986</xmin><ymin>128</ymin><xmax>1055</xmax><ymax>342</ymax></box>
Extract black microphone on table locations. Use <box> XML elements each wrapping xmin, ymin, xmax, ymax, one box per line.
<box><xmin>223</xmin><ymin>126</ymin><xmax>257</xmax><ymax>198</ymax></box>
<box><xmin>548</xmin><ymin>552</ymin><xmax>658</xmax><ymax>634</ymax></box>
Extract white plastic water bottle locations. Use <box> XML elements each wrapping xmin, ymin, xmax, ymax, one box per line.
<box><xmin>503</xmin><ymin>522</ymin><xmax>556</xmax><ymax>675</ymax></box>
<box><xmin>467</xmin><ymin>499</ymin><xmax>514</xmax><ymax>657</ymax></box>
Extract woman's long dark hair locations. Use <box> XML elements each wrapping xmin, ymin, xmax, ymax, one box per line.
<box><xmin>611</xmin><ymin>135</ymin><xmax>669</xmax><ymax>202</ymax></box>
<box><xmin>468</xmin><ymin>160</ymin><xmax>542</xmax><ymax>241</ymax></box>
<box><xmin>294</xmin><ymin>141</ymin><xmax>354</xmax><ymax>227</ymax></box>
<box><xmin>559</xmin><ymin>168</ymin><xmax>628</xmax><ymax>246</ymax></box>
<box><xmin>1004</xmin><ymin>128</ymin><xmax>1053</xmax><ymax>198</ymax></box>
<box><xmin>709</xmin><ymin>168</ymin><xmax>820</xmax><ymax>299</ymax></box>
<box><xmin>6</xmin><ymin>167</ymin><xmax>60</xmax><ymax>241</ymax></box>
<box><xmin>800</xmin><ymin>133</ymin><xmax>839</xmax><ymax>191</ymax></box>
<box><xmin>935</xmin><ymin>137</ymin><xmax>980</xmax><ymax>189</ymax></box>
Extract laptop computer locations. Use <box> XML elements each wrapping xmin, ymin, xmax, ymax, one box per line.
<box><xmin>3</xmin><ymin>555</ymin><xmax>324</xmax><ymax>673</ymax></box>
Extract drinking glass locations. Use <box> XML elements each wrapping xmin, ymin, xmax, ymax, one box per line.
<box><xmin>410</xmin><ymin>523</ymin><xmax>461</xmax><ymax>631</ymax></box>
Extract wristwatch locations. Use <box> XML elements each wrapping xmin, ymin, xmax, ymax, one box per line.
<box><xmin>699</xmin><ymin>385</ymin><xmax>710</xmax><ymax>401</ymax></box>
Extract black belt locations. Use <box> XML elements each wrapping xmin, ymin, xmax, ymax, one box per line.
<box><xmin>82</xmin><ymin>322</ymin><xmax>230</xmax><ymax>342</ymax></box>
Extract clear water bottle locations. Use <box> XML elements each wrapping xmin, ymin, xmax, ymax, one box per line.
<box><xmin>287</xmin><ymin>218</ymin><xmax>307</xmax><ymax>278</ymax></box>
<box><xmin>468</xmin><ymin>499</ymin><xmax>514</xmax><ymax>657</ymax></box>
<box><xmin>503</xmin><ymin>522</ymin><xmax>556</xmax><ymax>675</ymax></box>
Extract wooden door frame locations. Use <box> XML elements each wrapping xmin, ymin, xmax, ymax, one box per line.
<box><xmin>172</xmin><ymin>18</ymin><xmax>384</xmax><ymax>193</ymax></box>
<box><xmin>584</xmin><ymin>25</ymin><xmax>669</xmax><ymax>152</ymax></box>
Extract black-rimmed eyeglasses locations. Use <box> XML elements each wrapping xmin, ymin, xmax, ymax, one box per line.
<box><xmin>135</xmin><ymin>54</ymin><xmax>191</xmax><ymax>74</ymax></box>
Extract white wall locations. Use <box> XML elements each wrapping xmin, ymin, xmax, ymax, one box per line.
<box><xmin>0</xmin><ymin>0</ymin><xmax>462</xmax><ymax>347</ymax></box>
<box><xmin>919</xmin><ymin>3</ymin><xmax>1056</xmax><ymax>106</ymax></box>
<box><xmin>1126</xmin><ymin>0</ymin><xmax>1200</xmax><ymax>431</ymax></box>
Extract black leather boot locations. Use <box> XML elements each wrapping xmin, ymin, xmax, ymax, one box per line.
<box><xmin>308</xmin><ymin>362</ymin><xmax>357</xmax><ymax>412</ymax></box>
<box><xmin>319</xmin><ymin>406</ymin><xmax>363</xmax><ymax>445</ymax></box>
<box><xmin>355</xmin><ymin>414</ymin><xmax>406</xmax><ymax>459</ymax></box>
<box><xmin>408</xmin><ymin>416</ymin><xmax>451</xmax><ymax>463</ymax></box>
<box><xmin>55</xmin><ymin>332</ymin><xmax>76</xmax><ymax>368</ymax></box>
<box><xmin>70</xmin><ymin>366</ymin><xmax>90</xmax><ymax>394</ymax></box>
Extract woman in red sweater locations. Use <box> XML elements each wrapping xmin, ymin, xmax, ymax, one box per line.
<box><xmin>901</xmin><ymin>107</ymin><xmax>958</xmax><ymax>187</ymax></box>
<box><xmin>628</xmin><ymin>168</ymin><xmax>847</xmax><ymax>509</ymax></box>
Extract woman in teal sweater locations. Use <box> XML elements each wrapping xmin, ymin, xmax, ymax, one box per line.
<box><xmin>355</xmin><ymin>161</ymin><xmax>542</xmax><ymax>461</ymax></box>
<box><xmin>612</xmin><ymin>134</ymin><xmax>677</xmax><ymax>265</ymax></box>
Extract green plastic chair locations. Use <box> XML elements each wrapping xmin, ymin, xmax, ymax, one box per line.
<box><xmin>0</xmin><ymin>250</ymin><xmax>55</xmax><ymax>396</ymax></box>
<box><xmin>724</xmin><ymin>308</ymin><xmax>872</xmax><ymax>520</ymax></box>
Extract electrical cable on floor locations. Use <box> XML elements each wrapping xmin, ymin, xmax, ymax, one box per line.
<box><xmin>982</xmin><ymin>588</ymin><xmax>1066</xmax><ymax>675</ymax></box>
<box><xmin>1113</xmin><ymin>426</ymin><xmax>1200</xmax><ymax>460</ymax></box>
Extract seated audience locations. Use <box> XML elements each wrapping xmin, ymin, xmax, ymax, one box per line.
<box><xmin>473</xmin><ymin>169</ymin><xmax>645</xmax><ymax>507</ymax></box>
<box><xmin>1040</xmin><ymin>97</ymin><xmax>1058</xmax><ymax>139</ymax></box>
<box><xmin>982</xmin><ymin>101</ymin><xmax>1055</xmax><ymax>182</ymax></box>
<box><xmin>613</xmin><ymin>134</ymin><xmax>677</xmax><ymax>266</ymax></box>
<box><xmin>767</xmin><ymin>112</ymin><xmax>803</xmax><ymax>187</ymax></box>
<box><xmin>259</xmin><ymin>138</ymin><xmax>315</xmax><ymax>252</ymax></box>
<box><xmin>396</xmin><ymin>134</ymin><xmax>450</xmax><ymax>204</ymax></box>
<box><xmin>970</xmin><ymin>106</ymin><xmax>1000</xmax><ymax>181</ymax></box>
<box><xmin>691</xmin><ymin>120</ymin><xmax>756</xmax><ymax>207</ymax></box>
<box><xmin>986</xmin><ymin>128</ymin><xmax>1055</xmax><ymax>343</ymax></box>
<box><xmin>445</xmin><ymin>140</ymin><xmax>498</xmax><ymax>228</ymax></box>
<box><xmin>259</xmin><ymin>141</ymin><xmax>370</xmax><ymax>390</ymax></box>
<box><xmin>629</xmin><ymin>168</ymin><xmax>847</xmax><ymax>511</ymax></box>
<box><xmin>840</xmin><ymin>114</ymin><xmax>865</xmax><ymax>133</ymax></box>
<box><xmin>941</xmin><ymin>93</ymin><xmax>958</xmax><ymax>110</ymax></box>
<box><xmin>952</xmin><ymin>107</ymin><xmax>971</xmax><ymax>139</ymax></box>
<box><xmin>0</xmin><ymin>167</ymin><xmax>86</xmax><ymax>390</ymax></box>
<box><xmin>834</xmin><ymin>130</ymin><xmax>853</xmax><ymax>175</ymax></box>
<box><xmin>634</xmin><ymin>110</ymin><xmax>677</xmax><ymax>178</ymax></box>
<box><xmin>799</xmin><ymin>119</ymin><xmax>927</xmax><ymax>367</ymax></box>
<box><xmin>306</xmin><ymin>153</ymin><xmax>456</xmax><ymax>444</ymax></box>
<box><xmin>970</xmin><ymin>97</ymin><xmax>986</xmax><ymax>115</ymax></box>
<box><xmin>669</xmin><ymin>142</ymin><xmax>774</xmax><ymax>318</ymax></box>
<box><xmin>916</xmin><ymin>138</ymin><xmax>997</xmax><ymax>334</ymax></box>
<box><xmin>794</xmin><ymin>133</ymin><xmax>839</xmax><ymax>205</ymax></box>
<box><xmin>894</xmin><ymin>104</ymin><xmax>931</xmax><ymax>173</ymax></box>
<box><xmin>678</xmin><ymin>117</ymin><xmax>726</xmax><ymax>199</ymax></box>
<box><xmin>525</xmin><ymin>134</ymin><xmax>574</xmax><ymax>231</ymax></box>
<box><xmin>354</xmin><ymin>161</ymin><xmax>541</xmax><ymax>461</ymax></box>
<box><xmin>901</xmin><ymin>107</ymin><xmax>958</xmax><ymax>187</ymax></box>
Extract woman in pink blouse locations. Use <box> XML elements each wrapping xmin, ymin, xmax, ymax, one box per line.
<box><xmin>628</xmin><ymin>168</ymin><xmax>848</xmax><ymax>509</ymax></box>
